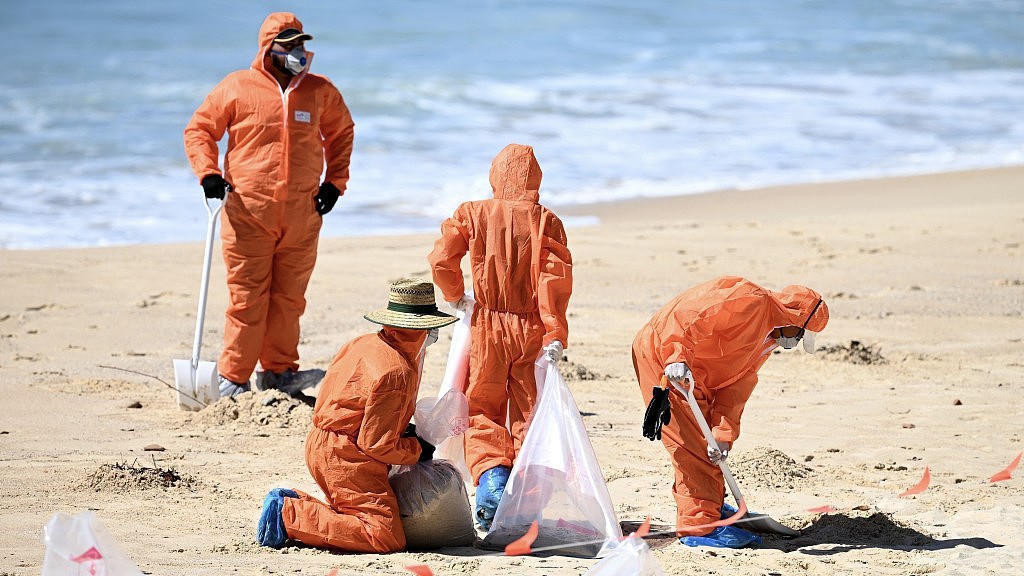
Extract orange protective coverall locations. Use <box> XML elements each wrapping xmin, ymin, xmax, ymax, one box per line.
<box><xmin>183</xmin><ymin>12</ymin><xmax>355</xmax><ymax>383</ymax></box>
<box><xmin>428</xmin><ymin>144</ymin><xmax>573</xmax><ymax>484</ymax></box>
<box><xmin>631</xmin><ymin>276</ymin><xmax>828</xmax><ymax>536</ymax></box>
<box><xmin>282</xmin><ymin>327</ymin><xmax>426</xmax><ymax>552</ymax></box>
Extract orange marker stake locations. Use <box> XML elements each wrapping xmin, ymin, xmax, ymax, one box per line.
<box><xmin>504</xmin><ymin>520</ymin><xmax>539</xmax><ymax>556</ymax></box>
<box><xmin>989</xmin><ymin>451</ymin><xmax>1022</xmax><ymax>483</ymax></box>
<box><xmin>634</xmin><ymin>516</ymin><xmax>651</xmax><ymax>538</ymax></box>
<box><xmin>404</xmin><ymin>565</ymin><xmax>434</xmax><ymax>576</ymax></box>
<box><xmin>899</xmin><ymin>466</ymin><xmax>931</xmax><ymax>497</ymax></box>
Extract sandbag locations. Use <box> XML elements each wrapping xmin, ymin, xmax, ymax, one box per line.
<box><xmin>389</xmin><ymin>460</ymin><xmax>475</xmax><ymax>549</ymax></box>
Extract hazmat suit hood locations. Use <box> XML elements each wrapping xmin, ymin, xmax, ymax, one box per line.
<box><xmin>773</xmin><ymin>285</ymin><xmax>829</xmax><ymax>333</ymax></box>
<box><xmin>253</xmin><ymin>12</ymin><xmax>311</xmax><ymax>73</ymax></box>
<box><xmin>378</xmin><ymin>326</ymin><xmax>429</xmax><ymax>367</ymax></box>
<box><xmin>489</xmin><ymin>144</ymin><xmax>542</xmax><ymax>203</ymax></box>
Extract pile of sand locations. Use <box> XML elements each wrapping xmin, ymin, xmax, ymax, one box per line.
<box><xmin>186</xmin><ymin>389</ymin><xmax>313</xmax><ymax>430</ymax></box>
<box><xmin>817</xmin><ymin>340</ymin><xmax>887</xmax><ymax>365</ymax></box>
<box><xmin>730</xmin><ymin>446</ymin><xmax>814</xmax><ymax>491</ymax></box>
<box><xmin>559</xmin><ymin>359</ymin><xmax>607</xmax><ymax>382</ymax></box>
<box><xmin>795</xmin><ymin>509</ymin><xmax>935</xmax><ymax>548</ymax></box>
<box><xmin>76</xmin><ymin>460</ymin><xmax>199</xmax><ymax>492</ymax></box>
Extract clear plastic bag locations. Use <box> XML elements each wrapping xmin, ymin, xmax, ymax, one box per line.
<box><xmin>389</xmin><ymin>460</ymin><xmax>476</xmax><ymax>549</ymax></box>
<box><xmin>582</xmin><ymin>535</ymin><xmax>665</xmax><ymax>576</ymax></box>
<box><xmin>42</xmin><ymin>510</ymin><xmax>144</xmax><ymax>576</ymax></box>
<box><xmin>481</xmin><ymin>359</ymin><xmax>622</xmax><ymax>557</ymax></box>
<box><xmin>426</xmin><ymin>291</ymin><xmax>474</xmax><ymax>480</ymax></box>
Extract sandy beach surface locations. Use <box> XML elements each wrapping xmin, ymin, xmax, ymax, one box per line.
<box><xmin>1</xmin><ymin>166</ymin><xmax>1022</xmax><ymax>575</ymax></box>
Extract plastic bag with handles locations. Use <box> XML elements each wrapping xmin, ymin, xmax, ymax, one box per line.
<box><xmin>42</xmin><ymin>510</ymin><xmax>144</xmax><ymax>576</ymax></box>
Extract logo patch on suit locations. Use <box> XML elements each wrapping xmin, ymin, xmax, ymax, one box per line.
<box><xmin>295</xmin><ymin>110</ymin><xmax>311</xmax><ymax>123</ymax></box>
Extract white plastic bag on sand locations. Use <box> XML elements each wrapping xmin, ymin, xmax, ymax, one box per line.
<box><xmin>430</xmin><ymin>291</ymin><xmax>474</xmax><ymax>481</ymax></box>
<box><xmin>42</xmin><ymin>510</ymin><xmax>144</xmax><ymax>576</ymax></box>
<box><xmin>482</xmin><ymin>359</ymin><xmax>622</xmax><ymax>558</ymax></box>
<box><xmin>583</xmin><ymin>535</ymin><xmax>665</xmax><ymax>576</ymax></box>
<box><xmin>389</xmin><ymin>460</ymin><xmax>476</xmax><ymax>549</ymax></box>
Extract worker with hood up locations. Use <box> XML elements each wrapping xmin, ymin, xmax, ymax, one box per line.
<box><xmin>184</xmin><ymin>12</ymin><xmax>355</xmax><ymax>399</ymax></box>
<box><xmin>256</xmin><ymin>278</ymin><xmax>457</xmax><ymax>552</ymax></box>
<box><xmin>634</xmin><ymin>276</ymin><xmax>829</xmax><ymax>548</ymax></box>
<box><xmin>428</xmin><ymin>143</ymin><xmax>573</xmax><ymax>530</ymax></box>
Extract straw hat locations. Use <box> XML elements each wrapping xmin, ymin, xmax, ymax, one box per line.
<box><xmin>364</xmin><ymin>278</ymin><xmax>457</xmax><ymax>330</ymax></box>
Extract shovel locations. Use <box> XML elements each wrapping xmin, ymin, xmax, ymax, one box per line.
<box><xmin>668</xmin><ymin>378</ymin><xmax>800</xmax><ymax>537</ymax></box>
<box><xmin>172</xmin><ymin>196</ymin><xmax>224</xmax><ymax>411</ymax></box>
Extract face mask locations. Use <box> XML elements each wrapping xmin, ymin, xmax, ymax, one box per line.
<box><xmin>273</xmin><ymin>47</ymin><xmax>307</xmax><ymax>75</ymax></box>
<box><xmin>776</xmin><ymin>336</ymin><xmax>800</xmax><ymax>349</ymax></box>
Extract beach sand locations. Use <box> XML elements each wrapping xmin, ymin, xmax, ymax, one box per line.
<box><xmin>1</xmin><ymin>166</ymin><xmax>1022</xmax><ymax>575</ymax></box>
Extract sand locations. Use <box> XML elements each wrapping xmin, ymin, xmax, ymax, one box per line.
<box><xmin>1</xmin><ymin>166</ymin><xmax>1022</xmax><ymax>575</ymax></box>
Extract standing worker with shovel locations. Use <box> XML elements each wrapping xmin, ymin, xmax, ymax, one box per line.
<box><xmin>634</xmin><ymin>276</ymin><xmax>828</xmax><ymax>548</ymax></box>
<box><xmin>184</xmin><ymin>12</ymin><xmax>354</xmax><ymax>399</ymax></box>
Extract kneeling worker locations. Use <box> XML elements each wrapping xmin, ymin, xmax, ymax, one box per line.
<box><xmin>633</xmin><ymin>275</ymin><xmax>828</xmax><ymax>548</ymax></box>
<box><xmin>256</xmin><ymin>278</ymin><xmax>457</xmax><ymax>552</ymax></box>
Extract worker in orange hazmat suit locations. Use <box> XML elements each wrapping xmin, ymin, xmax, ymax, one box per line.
<box><xmin>428</xmin><ymin>143</ymin><xmax>573</xmax><ymax>530</ymax></box>
<box><xmin>184</xmin><ymin>12</ymin><xmax>354</xmax><ymax>399</ymax></box>
<box><xmin>634</xmin><ymin>276</ymin><xmax>828</xmax><ymax>548</ymax></box>
<box><xmin>256</xmin><ymin>278</ymin><xmax>457</xmax><ymax>551</ymax></box>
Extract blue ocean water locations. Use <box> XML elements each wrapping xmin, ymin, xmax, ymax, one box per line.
<box><xmin>1</xmin><ymin>0</ymin><xmax>1022</xmax><ymax>249</ymax></box>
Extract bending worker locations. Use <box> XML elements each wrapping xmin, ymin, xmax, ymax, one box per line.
<box><xmin>184</xmin><ymin>12</ymin><xmax>355</xmax><ymax>398</ymax></box>
<box><xmin>428</xmin><ymin>143</ymin><xmax>573</xmax><ymax>530</ymax></box>
<box><xmin>634</xmin><ymin>275</ymin><xmax>828</xmax><ymax>548</ymax></box>
<box><xmin>256</xmin><ymin>278</ymin><xmax>456</xmax><ymax>552</ymax></box>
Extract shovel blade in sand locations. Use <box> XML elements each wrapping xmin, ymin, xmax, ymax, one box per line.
<box><xmin>172</xmin><ymin>358</ymin><xmax>219</xmax><ymax>411</ymax></box>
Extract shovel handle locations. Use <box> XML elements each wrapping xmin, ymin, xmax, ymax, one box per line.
<box><xmin>191</xmin><ymin>196</ymin><xmax>224</xmax><ymax>369</ymax></box>
<box><xmin>666</xmin><ymin>376</ymin><xmax>746</xmax><ymax>508</ymax></box>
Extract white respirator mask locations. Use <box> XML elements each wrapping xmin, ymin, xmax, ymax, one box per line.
<box><xmin>273</xmin><ymin>47</ymin><xmax>307</xmax><ymax>75</ymax></box>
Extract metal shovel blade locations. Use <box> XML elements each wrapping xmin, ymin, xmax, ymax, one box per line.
<box><xmin>739</xmin><ymin>511</ymin><xmax>801</xmax><ymax>537</ymax></box>
<box><xmin>670</xmin><ymin>378</ymin><xmax>801</xmax><ymax>537</ymax></box>
<box><xmin>173</xmin><ymin>359</ymin><xmax>218</xmax><ymax>411</ymax></box>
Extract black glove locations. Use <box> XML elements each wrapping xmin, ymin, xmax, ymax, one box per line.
<box><xmin>416</xmin><ymin>435</ymin><xmax>435</xmax><ymax>462</ymax></box>
<box><xmin>314</xmin><ymin>182</ymin><xmax>341</xmax><ymax>215</ymax></box>
<box><xmin>201</xmin><ymin>174</ymin><xmax>230</xmax><ymax>200</ymax></box>
<box><xmin>642</xmin><ymin>386</ymin><xmax>672</xmax><ymax>441</ymax></box>
<box><xmin>402</xmin><ymin>423</ymin><xmax>417</xmax><ymax>438</ymax></box>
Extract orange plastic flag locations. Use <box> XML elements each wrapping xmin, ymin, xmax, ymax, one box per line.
<box><xmin>404</xmin><ymin>565</ymin><xmax>434</xmax><ymax>576</ymax></box>
<box><xmin>807</xmin><ymin>505</ymin><xmax>837</xmax><ymax>514</ymax></box>
<box><xmin>504</xmin><ymin>520</ymin><xmax>539</xmax><ymax>556</ymax></box>
<box><xmin>989</xmin><ymin>451</ymin><xmax>1022</xmax><ymax>483</ymax></box>
<box><xmin>899</xmin><ymin>466</ymin><xmax>931</xmax><ymax>497</ymax></box>
<box><xmin>634</xmin><ymin>516</ymin><xmax>651</xmax><ymax>538</ymax></box>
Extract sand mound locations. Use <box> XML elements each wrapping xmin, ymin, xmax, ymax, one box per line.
<box><xmin>730</xmin><ymin>446</ymin><xmax>814</xmax><ymax>491</ymax></box>
<box><xmin>798</xmin><ymin>510</ymin><xmax>935</xmax><ymax>548</ymax></box>
<box><xmin>187</xmin><ymin>389</ymin><xmax>313</xmax><ymax>429</ymax></box>
<box><xmin>817</xmin><ymin>340</ymin><xmax>887</xmax><ymax>365</ymax></box>
<box><xmin>559</xmin><ymin>359</ymin><xmax>607</xmax><ymax>381</ymax></box>
<box><xmin>76</xmin><ymin>460</ymin><xmax>199</xmax><ymax>492</ymax></box>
